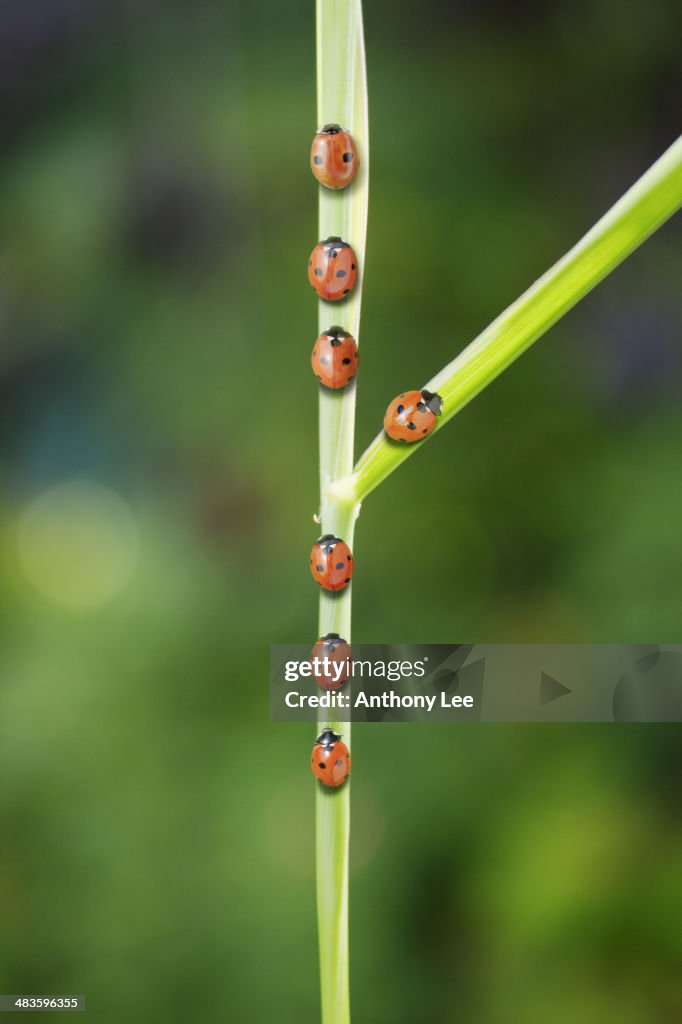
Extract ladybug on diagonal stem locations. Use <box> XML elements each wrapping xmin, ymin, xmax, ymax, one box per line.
<box><xmin>384</xmin><ymin>388</ymin><xmax>443</xmax><ymax>442</ymax></box>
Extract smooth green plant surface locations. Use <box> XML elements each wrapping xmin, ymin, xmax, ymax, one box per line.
<box><xmin>329</xmin><ymin>133</ymin><xmax>682</xmax><ymax>506</ymax></box>
<box><xmin>315</xmin><ymin>3</ymin><xmax>368</xmax><ymax>1024</ymax></box>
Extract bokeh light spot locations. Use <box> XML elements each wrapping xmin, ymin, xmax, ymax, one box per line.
<box><xmin>17</xmin><ymin>480</ymin><xmax>139</xmax><ymax>610</ymax></box>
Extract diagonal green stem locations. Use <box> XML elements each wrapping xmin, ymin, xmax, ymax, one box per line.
<box><xmin>315</xmin><ymin>3</ymin><xmax>368</xmax><ymax>1024</ymax></box>
<box><xmin>328</xmin><ymin>135</ymin><xmax>682</xmax><ymax>505</ymax></box>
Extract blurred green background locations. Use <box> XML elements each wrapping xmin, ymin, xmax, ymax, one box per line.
<box><xmin>0</xmin><ymin>1</ymin><xmax>680</xmax><ymax>1021</ymax></box>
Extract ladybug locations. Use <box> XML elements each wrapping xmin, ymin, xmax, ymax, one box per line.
<box><xmin>310</xmin><ymin>123</ymin><xmax>359</xmax><ymax>190</ymax></box>
<box><xmin>311</xmin><ymin>633</ymin><xmax>353</xmax><ymax>689</ymax></box>
<box><xmin>311</xmin><ymin>728</ymin><xmax>351</xmax><ymax>787</ymax></box>
<box><xmin>384</xmin><ymin>388</ymin><xmax>443</xmax><ymax>443</ymax></box>
<box><xmin>311</xmin><ymin>327</ymin><xmax>359</xmax><ymax>389</ymax></box>
<box><xmin>310</xmin><ymin>534</ymin><xmax>354</xmax><ymax>591</ymax></box>
<box><xmin>308</xmin><ymin>237</ymin><xmax>358</xmax><ymax>301</ymax></box>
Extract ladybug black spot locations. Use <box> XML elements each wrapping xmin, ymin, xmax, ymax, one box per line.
<box><xmin>314</xmin><ymin>268</ymin><xmax>323</xmax><ymax>277</ymax></box>
<box><xmin>336</xmin><ymin>759</ymin><xmax>344</xmax><ymax>767</ymax></box>
<box><xmin>408</xmin><ymin>422</ymin><xmax>416</xmax><ymax>430</ymax></box>
<box><xmin>343</xmin><ymin>289</ymin><xmax>350</xmax><ymax>294</ymax></box>
<box><xmin>351</xmin><ymin>263</ymin><xmax>356</xmax><ymax>270</ymax></box>
<box><xmin>316</xmin><ymin>564</ymin><xmax>323</xmax><ymax>571</ymax></box>
<box><xmin>336</xmin><ymin>270</ymin><xmax>347</xmax><ymax>278</ymax></box>
<box><xmin>343</xmin><ymin>152</ymin><xmax>353</xmax><ymax>162</ymax></box>
<box><xmin>318</xmin><ymin>762</ymin><xmax>326</xmax><ymax>769</ymax></box>
<box><xmin>313</xmin><ymin>155</ymin><xmax>323</xmax><ymax>164</ymax></box>
<box><xmin>423</xmin><ymin>429</ymin><xmax>428</xmax><ymax>433</ymax></box>
<box><xmin>397</xmin><ymin>404</ymin><xmax>405</xmax><ymax>413</ymax></box>
<box><xmin>335</xmin><ymin>562</ymin><xmax>344</xmax><ymax>570</ymax></box>
<box><xmin>342</xmin><ymin>357</ymin><xmax>351</xmax><ymax>365</ymax></box>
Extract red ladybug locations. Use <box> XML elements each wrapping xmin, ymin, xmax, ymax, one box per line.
<box><xmin>311</xmin><ymin>327</ymin><xmax>359</xmax><ymax>389</ymax></box>
<box><xmin>308</xmin><ymin>237</ymin><xmax>358</xmax><ymax>301</ymax></box>
<box><xmin>310</xmin><ymin>534</ymin><xmax>354</xmax><ymax>591</ymax></box>
<box><xmin>311</xmin><ymin>728</ymin><xmax>351</xmax><ymax>787</ymax></box>
<box><xmin>310</xmin><ymin>124</ymin><xmax>359</xmax><ymax>190</ymax></box>
<box><xmin>384</xmin><ymin>389</ymin><xmax>443</xmax><ymax>442</ymax></box>
<box><xmin>311</xmin><ymin>633</ymin><xmax>353</xmax><ymax>689</ymax></box>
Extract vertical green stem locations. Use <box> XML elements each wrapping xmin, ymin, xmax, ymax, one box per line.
<box><xmin>315</xmin><ymin>2</ymin><xmax>368</xmax><ymax>1023</ymax></box>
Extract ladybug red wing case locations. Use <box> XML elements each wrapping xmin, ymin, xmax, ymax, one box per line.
<box><xmin>308</xmin><ymin>237</ymin><xmax>358</xmax><ymax>301</ymax></box>
<box><xmin>384</xmin><ymin>389</ymin><xmax>443</xmax><ymax>442</ymax></box>
<box><xmin>311</xmin><ymin>327</ymin><xmax>359</xmax><ymax>389</ymax></box>
<box><xmin>311</xmin><ymin>728</ymin><xmax>351</xmax><ymax>787</ymax></box>
<box><xmin>309</xmin><ymin>534</ymin><xmax>354</xmax><ymax>591</ymax></box>
<box><xmin>311</xmin><ymin>633</ymin><xmax>353</xmax><ymax>689</ymax></box>
<box><xmin>310</xmin><ymin>123</ymin><xmax>359</xmax><ymax>190</ymax></box>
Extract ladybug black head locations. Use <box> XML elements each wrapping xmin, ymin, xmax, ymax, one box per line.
<box><xmin>322</xmin><ymin>236</ymin><xmax>349</xmax><ymax>249</ymax></box>
<box><xmin>326</xmin><ymin>326</ymin><xmax>351</xmax><ymax>345</ymax></box>
<box><xmin>316</xmin><ymin>727</ymin><xmax>342</xmax><ymax>747</ymax></box>
<box><xmin>321</xmin><ymin>632</ymin><xmax>347</xmax><ymax>650</ymax></box>
<box><xmin>420</xmin><ymin>389</ymin><xmax>443</xmax><ymax>416</ymax></box>
<box><xmin>316</xmin><ymin>533</ymin><xmax>339</xmax><ymax>547</ymax></box>
<box><xmin>319</xmin><ymin>123</ymin><xmax>343</xmax><ymax>135</ymax></box>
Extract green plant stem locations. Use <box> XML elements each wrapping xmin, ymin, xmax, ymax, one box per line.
<box><xmin>315</xmin><ymin>495</ymin><xmax>357</xmax><ymax>1024</ymax></box>
<box><xmin>328</xmin><ymin>134</ymin><xmax>682</xmax><ymax>506</ymax></box>
<box><xmin>315</xmin><ymin>3</ymin><xmax>368</xmax><ymax>1024</ymax></box>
